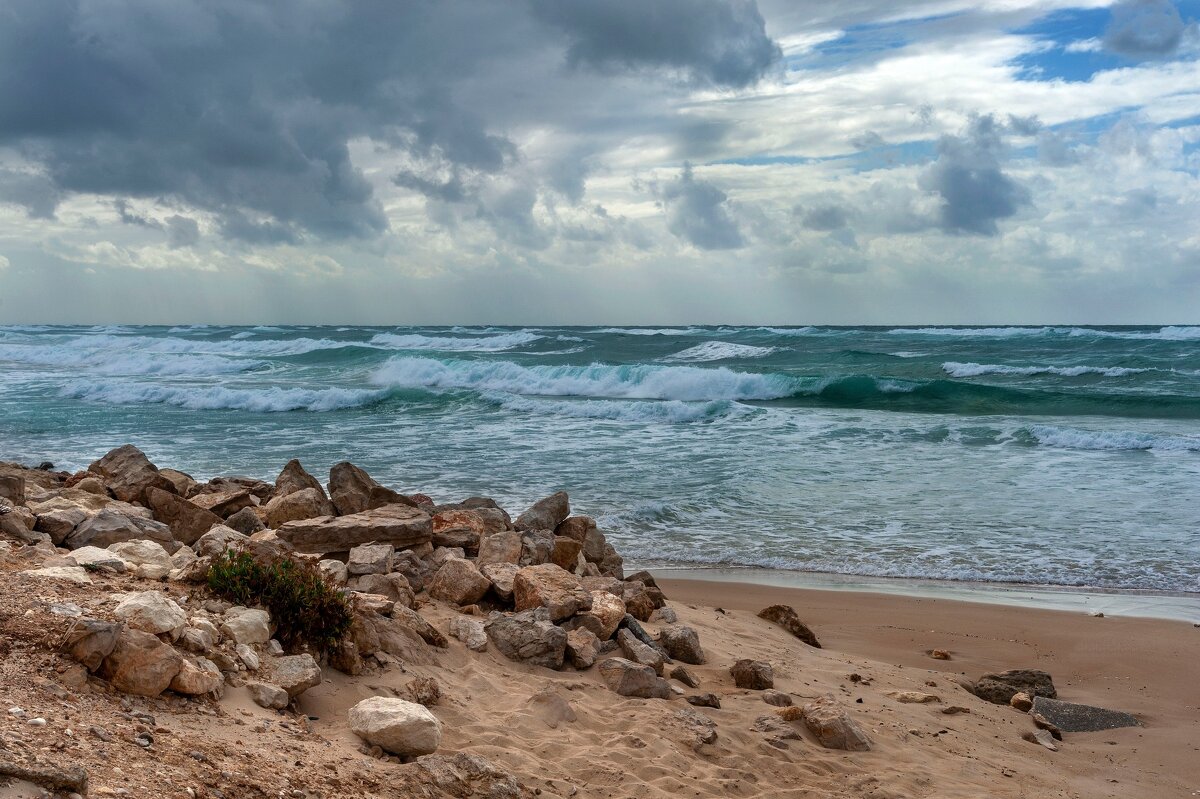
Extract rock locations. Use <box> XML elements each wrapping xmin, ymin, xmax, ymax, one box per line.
<box><xmin>75</xmin><ymin>475</ymin><xmax>107</xmax><ymax>494</ymax></box>
<box><xmin>432</xmin><ymin>509</ymin><xmax>492</xmax><ymax>552</ymax></box>
<box><xmin>88</xmin><ymin>444</ymin><xmax>176</xmax><ymax>503</ymax></box>
<box><xmin>476</xmin><ymin>531</ymin><xmax>523</xmax><ymax>566</ymax></box>
<box><xmin>169</xmin><ymin>657</ymin><xmax>223</xmax><ymax>695</ymax></box>
<box><xmin>65</xmin><ymin>508</ymin><xmax>174</xmax><ymax>550</ymax></box>
<box><xmin>650</xmin><ymin>607</ymin><xmax>678</xmax><ymax>624</ymax></box>
<box><xmin>391</xmin><ymin>605</ymin><xmax>449</xmax><ymax>648</ymax></box>
<box><xmin>519</xmin><ymin>529</ymin><xmax>554</xmax><ymax>566</ymax></box>
<box><xmin>220</xmin><ymin>606</ymin><xmax>271</xmax><ymax>646</ymax></box>
<box><xmin>675</xmin><ymin>707</ymin><xmax>718</xmax><ymax>746</ymax></box>
<box><xmin>349</xmin><ymin>572</ymin><xmax>415</xmax><ymax>607</ymax></box>
<box><xmin>247</xmin><ymin>681</ymin><xmax>289</xmax><ymax>710</ymax></box>
<box><xmin>930</xmin><ymin>649</ymin><xmax>951</xmax><ymax>660</ymax></box>
<box><xmin>349</xmin><ymin>696</ymin><xmax>442</xmax><ymax>757</ymax></box>
<box><xmin>170</xmin><ymin>545</ymin><xmax>198</xmax><ymax>570</ymax></box>
<box><xmin>550</xmin><ymin>536</ymin><xmax>583</xmax><ymax>571</ymax></box>
<box><xmin>620</xmin><ymin>615</ymin><xmax>670</xmax><ymax>659</ymax></box>
<box><xmin>0</xmin><ymin>473</ymin><xmax>26</xmax><ymax>504</ymax></box>
<box><xmin>1022</xmin><ymin>729</ymin><xmax>1060</xmax><ymax>751</ymax></box>
<box><xmin>660</xmin><ymin>625</ymin><xmax>705</xmax><ymax>665</ymax></box>
<box><xmin>800</xmin><ymin>695</ymin><xmax>871</xmax><ymax>751</ymax></box>
<box><xmin>194</xmin><ymin>524</ymin><xmax>249</xmax><ymax>557</ymax></box>
<box><xmin>329</xmin><ymin>462</ymin><xmax>385</xmax><ymax>516</ymax></box>
<box><xmin>114</xmin><ymin>591</ymin><xmax>187</xmax><ymax>637</ymax></box>
<box><xmin>479</xmin><ymin>562</ymin><xmax>519</xmax><ymax>601</ymax></box>
<box><xmin>621</xmin><ymin>585</ymin><xmax>658</xmax><ymax>622</ymax></box>
<box><xmin>0</xmin><ymin>756</ymin><xmax>89</xmax><ymax>796</ymax></box>
<box><xmin>514</xmin><ymin>491</ymin><xmax>570</xmax><ymax>532</ymax></box>
<box><xmin>573</xmin><ymin>591</ymin><xmax>625</xmax><ymax>640</ymax></box>
<box><xmin>108</xmin><ymin>539</ymin><xmax>174</xmax><ymax>579</ymax></box>
<box><xmin>158</xmin><ymin>468</ymin><xmax>197</xmax><ymax>496</ymax></box>
<box><xmin>263</xmin><ymin>487</ymin><xmax>335</xmax><ymax>528</ymax></box>
<box><xmin>224</xmin><ymin>506</ymin><xmax>265</xmax><ymax>535</ymax></box>
<box><xmin>972</xmin><ymin>669</ymin><xmax>1057</xmax><ymax>705</ymax></box>
<box><xmin>763</xmin><ymin>690</ymin><xmax>793</xmax><ymax>707</ymax></box>
<box><xmin>273</xmin><ymin>653</ymin><xmax>321</xmax><ymax>697</ymax></box>
<box><xmin>428</xmin><ymin>558</ymin><xmax>491</xmax><ymax>606</ymax></box>
<box><xmin>554</xmin><ymin>515</ymin><xmax>595</xmax><ymax>542</ymax></box>
<box><xmin>99</xmin><ymin>627</ymin><xmax>185</xmax><ymax>697</ymax></box>
<box><xmin>274</xmin><ymin>459</ymin><xmax>326</xmax><ymax>500</ymax></box>
<box><xmin>405</xmin><ymin>676</ymin><xmax>442</xmax><ymax>707</ymax></box>
<box><xmin>887</xmin><ymin>690</ymin><xmax>940</xmax><ymax>704</ymax></box>
<box><xmin>61</xmin><ymin>618</ymin><xmax>123</xmax><ymax>671</ymax></box>
<box><xmin>1030</xmin><ymin>696</ymin><xmax>1140</xmax><ymax>732</ymax></box>
<box><xmin>1010</xmin><ymin>691</ymin><xmax>1033</xmax><ymax>712</ymax></box>
<box><xmin>618</xmin><ymin>628</ymin><xmax>665</xmax><ymax>675</ymax></box>
<box><xmin>597</xmin><ymin>542</ymin><xmax>624</xmax><ymax>578</ymax></box>
<box><xmin>565</xmin><ymin>628</ymin><xmax>601</xmax><ymax>668</ymax></box>
<box><xmin>731</xmin><ymin>659</ymin><xmax>774</xmax><ymax>690</ymax></box>
<box><xmin>485</xmin><ymin>608</ymin><xmax>567</xmax><ymax>669</ymax></box>
<box><xmin>671</xmin><ymin>665</ymin><xmax>701</xmax><ymax>688</ymax></box>
<box><xmin>318</xmin><ymin>558</ymin><xmax>349</xmax><ymax>586</ymax></box>
<box><xmin>942</xmin><ymin>705</ymin><xmax>971</xmax><ymax>715</ymax></box>
<box><xmin>178</xmin><ymin>625</ymin><xmax>216</xmax><ymax>654</ymax></box>
<box><xmin>513</xmin><ymin>563</ymin><xmax>591</xmax><ymax>621</ymax></box>
<box><xmin>581</xmin><ymin>525</ymin><xmax>608</xmax><ymax>564</ymax></box>
<box><xmin>686</xmin><ymin>693</ymin><xmax>721</xmax><ymax>708</ymax></box>
<box><xmin>145</xmin><ymin>487</ymin><xmax>221</xmax><ymax>545</ymax></box>
<box><xmin>68</xmin><ymin>545</ymin><xmax>132</xmax><ymax>573</ymax></box>
<box><xmin>598</xmin><ymin>657</ymin><xmax>671</xmax><ymax>699</ymax></box>
<box><xmin>33</xmin><ymin>506</ymin><xmax>89</xmax><ymax>544</ymax></box>
<box><xmin>448</xmin><ymin>616</ymin><xmax>488</xmax><ymax>652</ymax></box>
<box><xmin>275</xmin><ymin>504</ymin><xmax>432</xmax><ymax>555</ymax></box>
<box><xmin>19</xmin><ymin>566</ymin><xmax>93</xmax><ymax>584</ymax></box>
<box><xmin>189</xmin><ymin>487</ymin><xmax>254</xmax><ymax>518</ymax></box>
<box><xmin>237</xmin><ymin>643</ymin><xmax>260</xmax><ymax>670</ymax></box>
<box><xmin>347</xmin><ymin>542</ymin><xmax>394</xmax><ymax>575</ymax></box>
<box><xmin>756</xmin><ymin>605</ymin><xmax>821</xmax><ymax>648</ymax></box>
<box><xmin>1032</xmin><ymin>712</ymin><xmax>1063</xmax><ymax>740</ymax></box>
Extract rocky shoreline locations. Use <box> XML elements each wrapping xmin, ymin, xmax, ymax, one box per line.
<box><xmin>0</xmin><ymin>447</ymin><xmax>1185</xmax><ymax>798</ymax></box>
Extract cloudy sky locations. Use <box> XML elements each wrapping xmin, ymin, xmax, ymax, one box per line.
<box><xmin>0</xmin><ymin>0</ymin><xmax>1197</xmax><ymax>324</ymax></box>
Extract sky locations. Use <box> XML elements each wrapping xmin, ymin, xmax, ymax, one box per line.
<box><xmin>0</xmin><ymin>0</ymin><xmax>1198</xmax><ymax>325</ymax></box>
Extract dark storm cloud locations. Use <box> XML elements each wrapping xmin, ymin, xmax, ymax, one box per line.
<box><xmin>655</xmin><ymin>163</ymin><xmax>745</xmax><ymax>250</ymax></box>
<box><xmin>1103</xmin><ymin>0</ymin><xmax>1195</xmax><ymax>58</ymax></box>
<box><xmin>0</xmin><ymin>0</ymin><xmax>778</xmax><ymax>243</ymax></box>
<box><xmin>529</xmin><ymin>0</ymin><xmax>780</xmax><ymax>87</ymax></box>
<box><xmin>919</xmin><ymin>114</ymin><xmax>1030</xmax><ymax>236</ymax></box>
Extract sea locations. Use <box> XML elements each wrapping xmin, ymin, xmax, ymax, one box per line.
<box><xmin>1</xmin><ymin>324</ymin><xmax>1198</xmax><ymax>598</ymax></box>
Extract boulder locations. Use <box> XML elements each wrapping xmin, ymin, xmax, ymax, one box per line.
<box><xmin>275</xmin><ymin>504</ymin><xmax>432</xmax><ymax>554</ymax></box>
<box><xmin>224</xmin><ymin>506</ymin><xmax>266</xmax><ymax>535</ymax></box>
<box><xmin>328</xmin><ymin>461</ymin><xmax>381</xmax><ymax>516</ymax></box>
<box><xmin>513</xmin><ymin>563</ymin><xmax>592</xmax><ymax>621</ymax></box>
<box><xmin>274</xmin><ymin>459</ymin><xmax>326</xmax><ymax>500</ymax></box>
<box><xmin>114</xmin><ymin>591</ymin><xmax>187</xmax><ymax>637</ymax></box>
<box><xmin>731</xmin><ymin>659</ymin><xmax>774</xmax><ymax>690</ymax></box>
<box><xmin>660</xmin><ymin>625</ymin><xmax>705</xmax><ymax>665</ymax></box>
<box><xmin>178</xmin><ymin>625</ymin><xmax>216</xmax><ymax>654</ymax></box>
<box><xmin>145</xmin><ymin>487</ymin><xmax>221</xmax><ymax>545</ymax></box>
<box><xmin>99</xmin><ymin>627</ymin><xmax>185</xmax><ymax>697</ymax></box>
<box><xmin>170</xmin><ymin>545</ymin><xmax>198</xmax><ymax>570</ymax></box>
<box><xmin>190</xmin><ymin>487</ymin><xmax>254</xmax><ymax>519</ymax></box>
<box><xmin>763</xmin><ymin>690</ymin><xmax>793</xmax><ymax>707</ymax></box>
<box><xmin>349</xmin><ymin>696</ymin><xmax>442</xmax><ymax>757</ymax></box>
<box><xmin>169</xmin><ymin>657</ymin><xmax>223</xmax><ymax>695</ymax></box>
<box><xmin>757</xmin><ymin>605</ymin><xmax>821</xmax><ymax>649</ymax></box>
<box><xmin>248</xmin><ymin>681</ymin><xmax>290</xmax><ymax>710</ymax></box>
<box><xmin>448</xmin><ymin>615</ymin><xmax>488</xmax><ymax>652</ymax></box>
<box><xmin>519</xmin><ymin>529</ymin><xmax>555</xmax><ymax>566</ymax></box>
<box><xmin>671</xmin><ymin>665</ymin><xmax>701</xmax><ymax>689</ymax></box>
<box><xmin>550</xmin><ymin>536</ymin><xmax>583</xmax><ymax>571</ymax></box>
<box><xmin>390</xmin><ymin>604</ymin><xmax>449</xmax><ymax>648</ymax></box>
<box><xmin>582</xmin><ymin>525</ymin><xmax>608</xmax><ymax>563</ymax></box>
<box><xmin>554</xmin><ymin>515</ymin><xmax>595</xmax><ymax>542</ymax></box>
<box><xmin>87</xmin><ymin>445</ymin><xmax>175</xmax><ymax>503</ymax></box>
<box><xmin>347</xmin><ymin>542</ymin><xmax>394</xmax><ymax>575</ymax></box>
<box><xmin>194</xmin><ymin>524</ymin><xmax>250</xmax><ymax>557</ymax></box>
<box><xmin>64</xmin><ymin>508</ymin><xmax>174</xmax><ymax>550</ymax></box>
<box><xmin>577</xmin><ymin>591</ymin><xmax>625</xmax><ymax>639</ymax></box>
<box><xmin>221</xmin><ymin>606</ymin><xmax>271</xmax><ymax>646</ymax></box>
<box><xmin>158</xmin><ymin>468</ymin><xmax>197</xmax><ymax>496</ymax></box>
<box><xmin>74</xmin><ymin>476</ymin><xmax>107</xmax><ymax>494</ymax></box>
<box><xmin>68</xmin><ymin>546</ymin><xmax>132</xmax><ymax>573</ymax></box>
<box><xmin>61</xmin><ymin>618</ymin><xmax>123</xmax><ymax>671</ymax></box>
<box><xmin>514</xmin><ymin>491</ymin><xmax>570</xmax><ymax>532</ymax></box>
<box><xmin>318</xmin><ymin>559</ymin><xmax>349</xmax><ymax>586</ymax></box>
<box><xmin>565</xmin><ymin>628</ymin><xmax>601</xmax><ymax>668</ymax></box>
<box><xmin>432</xmin><ymin>509</ymin><xmax>491</xmax><ymax>552</ymax></box>
<box><xmin>0</xmin><ymin>474</ymin><xmax>26</xmax><ymax>504</ymax></box>
<box><xmin>273</xmin><ymin>653</ymin><xmax>321</xmax><ymax>697</ymax></box>
<box><xmin>34</xmin><ymin>505</ymin><xmax>89</xmax><ymax>545</ymax></box>
<box><xmin>617</xmin><ymin>628</ymin><xmax>665</xmax><ymax>675</ymax></box>
<box><xmin>263</xmin><ymin>487</ymin><xmax>335</xmax><ymax>529</ymax></box>
<box><xmin>429</xmin><ymin>558</ymin><xmax>491</xmax><ymax>606</ymax></box>
<box><xmin>476</xmin><ymin>531</ymin><xmax>522</xmax><ymax>566</ymax></box>
<box><xmin>971</xmin><ymin>669</ymin><xmax>1057</xmax><ymax>705</ymax></box>
<box><xmin>478</xmin><ymin>562</ymin><xmax>517</xmax><ymax>602</ymax></box>
<box><xmin>348</xmin><ymin>572</ymin><xmax>415</xmax><ymax>608</ymax></box>
<box><xmin>687</xmin><ymin>693</ymin><xmax>720</xmax><ymax>709</ymax></box>
<box><xmin>800</xmin><ymin>695</ymin><xmax>871</xmax><ymax>751</ymax></box>
<box><xmin>485</xmin><ymin>608</ymin><xmax>567</xmax><ymax>669</ymax></box>
<box><xmin>598</xmin><ymin>657</ymin><xmax>671</xmax><ymax>699</ymax></box>
<box><xmin>108</xmin><ymin>539</ymin><xmax>174</xmax><ymax>579</ymax></box>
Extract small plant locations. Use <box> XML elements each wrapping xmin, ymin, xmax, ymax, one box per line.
<box><xmin>207</xmin><ymin>548</ymin><xmax>352</xmax><ymax>654</ymax></box>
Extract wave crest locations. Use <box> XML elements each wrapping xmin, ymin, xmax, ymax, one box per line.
<box><xmin>943</xmin><ymin>361</ymin><xmax>1148</xmax><ymax>378</ymax></box>
<box><xmin>61</xmin><ymin>381</ymin><xmax>382</xmax><ymax>412</ymax></box>
<box><xmin>368</xmin><ymin>331</ymin><xmax>543</xmax><ymax>351</ymax></box>
<box><xmin>663</xmin><ymin>342</ymin><xmax>778</xmax><ymax>362</ymax></box>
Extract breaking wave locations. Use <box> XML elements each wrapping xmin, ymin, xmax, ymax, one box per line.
<box><xmin>943</xmin><ymin>361</ymin><xmax>1149</xmax><ymax>378</ymax></box>
<box><xmin>367</xmin><ymin>331</ymin><xmax>543</xmax><ymax>351</ymax></box>
<box><xmin>60</xmin><ymin>381</ymin><xmax>384</xmax><ymax>412</ymax></box>
<box><xmin>663</xmin><ymin>342</ymin><xmax>778</xmax><ymax>362</ymax></box>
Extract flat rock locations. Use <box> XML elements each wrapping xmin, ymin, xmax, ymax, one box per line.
<box><xmin>108</xmin><ymin>539</ymin><xmax>174</xmax><ymax>579</ymax></box>
<box><xmin>1031</xmin><ymin>696</ymin><xmax>1140</xmax><ymax>732</ymax></box>
<box><xmin>190</xmin><ymin>487</ymin><xmax>254</xmax><ymax>518</ymax></box>
<box><xmin>887</xmin><ymin>690</ymin><xmax>941</xmax><ymax>704</ymax></box>
<box><xmin>618</xmin><ymin>628</ymin><xmax>664</xmax><ymax>675</ymax></box>
<box><xmin>347</xmin><ymin>542</ymin><xmax>395</xmax><ymax>575</ymax></box>
<box><xmin>65</xmin><ymin>508</ymin><xmax>174</xmax><ymax>550</ymax></box>
<box><xmin>276</xmin><ymin>504</ymin><xmax>431</xmax><ymax>554</ymax></box>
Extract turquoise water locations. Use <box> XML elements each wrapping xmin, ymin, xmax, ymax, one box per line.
<box><xmin>1</xmin><ymin>324</ymin><xmax>1198</xmax><ymax>593</ymax></box>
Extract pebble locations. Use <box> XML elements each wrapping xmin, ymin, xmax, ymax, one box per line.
<box><xmin>8</xmin><ymin>706</ymin><xmax>25</xmax><ymax>717</ymax></box>
<box><xmin>28</xmin><ymin>717</ymin><xmax>47</xmax><ymax>727</ymax></box>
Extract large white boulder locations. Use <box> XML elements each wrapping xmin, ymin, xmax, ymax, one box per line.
<box><xmin>114</xmin><ymin>591</ymin><xmax>187</xmax><ymax>637</ymax></box>
<box><xmin>349</xmin><ymin>697</ymin><xmax>442</xmax><ymax>756</ymax></box>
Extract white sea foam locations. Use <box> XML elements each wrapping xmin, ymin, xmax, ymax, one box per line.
<box><xmin>943</xmin><ymin>361</ymin><xmax>1148</xmax><ymax>378</ymax></box>
<box><xmin>370</xmin><ymin>356</ymin><xmax>796</xmax><ymax>401</ymax></box>
<box><xmin>896</xmin><ymin>325</ymin><xmax>1200</xmax><ymax>341</ymax></box>
<box><xmin>0</xmin><ymin>344</ymin><xmax>262</xmax><ymax>376</ymax></box>
<box><xmin>488</xmin><ymin>394</ymin><xmax>747</xmax><ymax>423</ymax></box>
<box><xmin>1025</xmin><ymin>424</ymin><xmax>1200</xmax><ymax>452</ymax></box>
<box><xmin>368</xmin><ymin>331</ymin><xmax>543</xmax><ymax>351</ymax></box>
<box><xmin>757</xmin><ymin>326</ymin><xmax>819</xmax><ymax>335</ymax></box>
<box><xmin>62</xmin><ymin>333</ymin><xmax>351</xmax><ymax>357</ymax></box>
<box><xmin>61</xmin><ymin>381</ymin><xmax>381</xmax><ymax>412</ymax></box>
<box><xmin>893</xmin><ymin>326</ymin><xmax>1054</xmax><ymax>337</ymax></box>
<box><xmin>663</xmin><ymin>341</ymin><xmax>778</xmax><ymax>362</ymax></box>
<box><xmin>595</xmin><ymin>327</ymin><xmax>704</xmax><ymax>336</ymax></box>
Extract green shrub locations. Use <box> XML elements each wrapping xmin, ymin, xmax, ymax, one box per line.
<box><xmin>207</xmin><ymin>548</ymin><xmax>352</xmax><ymax>654</ymax></box>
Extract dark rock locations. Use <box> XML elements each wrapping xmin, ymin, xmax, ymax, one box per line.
<box><xmin>224</xmin><ymin>506</ymin><xmax>266</xmax><ymax>535</ymax></box>
<box><xmin>731</xmin><ymin>659</ymin><xmax>774</xmax><ymax>690</ymax></box>
<box><xmin>660</xmin><ymin>625</ymin><xmax>705</xmax><ymax>665</ymax></box>
<box><xmin>619</xmin><ymin>615</ymin><xmax>670</xmax><ymax>659</ymax></box>
<box><xmin>597</xmin><ymin>657</ymin><xmax>671</xmax><ymax>699</ymax></box>
<box><xmin>1031</xmin><ymin>696</ymin><xmax>1139</xmax><ymax>733</ymax></box>
<box><xmin>757</xmin><ymin>604</ymin><xmax>821</xmax><ymax>648</ymax></box>
<box><xmin>972</xmin><ymin>669</ymin><xmax>1056</xmax><ymax>705</ymax></box>
<box><xmin>671</xmin><ymin>665</ymin><xmax>701</xmax><ymax>688</ymax></box>
<box><xmin>514</xmin><ymin>492</ymin><xmax>570</xmax><ymax>532</ymax></box>
<box><xmin>485</xmin><ymin>608</ymin><xmax>567</xmax><ymax>670</ymax></box>
<box><xmin>686</xmin><ymin>693</ymin><xmax>721</xmax><ymax>709</ymax></box>
<box><xmin>625</xmin><ymin>570</ymin><xmax>659</xmax><ymax>589</ymax></box>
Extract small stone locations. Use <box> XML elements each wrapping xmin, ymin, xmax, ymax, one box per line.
<box><xmin>236</xmin><ymin>644</ymin><xmax>260</xmax><ymax>671</ymax></box>
<box><xmin>1023</xmin><ymin>729</ymin><xmax>1060</xmax><ymax>751</ymax></box>
<box><xmin>659</xmin><ymin>625</ymin><xmax>705</xmax><ymax>665</ymax></box>
<box><xmin>686</xmin><ymin>693</ymin><xmax>721</xmax><ymax>709</ymax></box>
<box><xmin>1010</xmin><ymin>691</ymin><xmax>1034</xmax><ymax>712</ymax></box>
<box><xmin>28</xmin><ymin>717</ymin><xmax>47</xmax><ymax>727</ymax></box>
<box><xmin>756</xmin><ymin>604</ymin><xmax>821</xmax><ymax>648</ymax></box>
<box><xmin>671</xmin><ymin>665</ymin><xmax>700</xmax><ymax>688</ymax></box>
<box><xmin>800</xmin><ymin>695</ymin><xmax>871</xmax><ymax>751</ymax></box>
<box><xmin>930</xmin><ymin>649</ymin><xmax>951</xmax><ymax>660</ymax></box>
<box><xmin>887</xmin><ymin>690</ymin><xmax>941</xmax><ymax>704</ymax></box>
<box><xmin>247</xmin><ymin>681</ymin><xmax>289</xmax><ymax>710</ymax></box>
<box><xmin>349</xmin><ymin>696</ymin><xmax>442</xmax><ymax>756</ymax></box>
<box><xmin>762</xmin><ymin>690</ymin><xmax>793</xmax><ymax>707</ymax></box>
<box><xmin>405</xmin><ymin>676</ymin><xmax>442</xmax><ymax>707</ymax></box>
<box><xmin>730</xmin><ymin>659</ymin><xmax>773</xmax><ymax>690</ymax></box>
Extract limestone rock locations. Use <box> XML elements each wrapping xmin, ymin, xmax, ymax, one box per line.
<box><xmin>801</xmin><ymin>695</ymin><xmax>871</xmax><ymax>751</ymax></box>
<box><xmin>513</xmin><ymin>563</ymin><xmax>591</xmax><ymax>621</ymax></box>
<box><xmin>190</xmin><ymin>487</ymin><xmax>254</xmax><ymax>518</ymax></box>
<box><xmin>550</xmin><ymin>536</ymin><xmax>583</xmax><ymax>571</ymax></box>
<box><xmin>169</xmin><ymin>657</ymin><xmax>223</xmax><ymax>695</ymax></box>
<box><xmin>576</xmin><ymin>591</ymin><xmax>625</xmax><ymax>640</ymax></box>
<box><xmin>485</xmin><ymin>608</ymin><xmax>567</xmax><ymax>669</ymax></box>
<box><xmin>274</xmin><ymin>653</ymin><xmax>321</xmax><ymax>697</ymax></box>
<box><xmin>108</xmin><ymin>539</ymin><xmax>174</xmax><ymax>579</ymax></box>
<box><xmin>158</xmin><ymin>468</ymin><xmax>197</xmax><ymax>496</ymax></box>
<box><xmin>274</xmin><ymin>459</ymin><xmax>326</xmax><ymax>500</ymax></box>
<box><xmin>391</xmin><ymin>604</ymin><xmax>449</xmax><ymax>648</ymax></box>
<box><xmin>480</xmin><ymin>562</ymin><xmax>519</xmax><ymax>601</ymax></box>
<box><xmin>224</xmin><ymin>506</ymin><xmax>266</xmax><ymax>535</ymax></box>
<box><xmin>114</xmin><ymin>591</ymin><xmax>187</xmax><ymax>637</ymax></box>
<box><xmin>61</xmin><ymin>617</ymin><xmax>123</xmax><ymax>671</ymax></box>
<box><xmin>99</xmin><ymin>627</ymin><xmax>184</xmax><ymax>697</ymax></box>
<box><xmin>88</xmin><ymin>444</ymin><xmax>175</xmax><ymax>504</ymax></box>
<box><xmin>221</xmin><ymin>606</ymin><xmax>271</xmax><ymax>646</ymax></box>
<box><xmin>318</xmin><ymin>558</ymin><xmax>349</xmax><ymax>586</ymax></box>
<box><xmin>519</xmin><ymin>529</ymin><xmax>554</xmax><ymax>566</ymax></box>
<box><xmin>757</xmin><ymin>604</ymin><xmax>821</xmax><ymax>648</ymax></box>
<box><xmin>731</xmin><ymin>659</ymin><xmax>774</xmax><ymax>690</ymax></box>
<box><xmin>763</xmin><ymin>690</ymin><xmax>793</xmax><ymax>707</ymax></box>
<box><xmin>618</xmin><ymin>628</ymin><xmax>665</xmax><ymax>675</ymax></box>
<box><xmin>349</xmin><ymin>572</ymin><xmax>415</xmax><ymax>607</ymax></box>
<box><xmin>598</xmin><ymin>657</ymin><xmax>671</xmax><ymax>699</ymax></box>
<box><xmin>329</xmin><ymin>461</ymin><xmax>385</xmax><ymax>516</ymax></box>
<box><xmin>565</xmin><ymin>628</ymin><xmax>601</xmax><ymax>668</ymax></box>
<box><xmin>65</xmin><ymin>508</ymin><xmax>173</xmax><ymax>550</ymax></box>
<box><xmin>671</xmin><ymin>665</ymin><xmax>701</xmax><ymax>688</ymax></box>
<box><xmin>554</xmin><ymin>515</ymin><xmax>595</xmax><ymax>542</ymax></box>
<box><xmin>145</xmin><ymin>487</ymin><xmax>221</xmax><ymax>545</ymax></box>
<box><xmin>68</xmin><ymin>545</ymin><xmax>132</xmax><ymax>573</ymax></box>
<box><xmin>237</xmin><ymin>643</ymin><xmax>260</xmax><ymax>670</ymax></box>
<box><xmin>432</xmin><ymin>509</ymin><xmax>492</xmax><ymax>552</ymax></box>
<box><xmin>1010</xmin><ymin>692</ymin><xmax>1033</xmax><ymax>712</ymax></box>
<box><xmin>429</xmin><ymin>558</ymin><xmax>491</xmax><ymax>606</ymax></box>
<box><xmin>347</xmin><ymin>542</ymin><xmax>394</xmax><ymax>575</ymax></box>
<box><xmin>476</xmin><ymin>531</ymin><xmax>523</xmax><ymax>566</ymax></box>
<box><xmin>448</xmin><ymin>615</ymin><xmax>488</xmax><ymax>652</ymax></box>
<box><xmin>264</xmin><ymin>487</ymin><xmax>335</xmax><ymax>528</ymax></box>
<box><xmin>349</xmin><ymin>696</ymin><xmax>442</xmax><ymax>757</ymax></box>
<box><xmin>275</xmin><ymin>504</ymin><xmax>432</xmax><ymax>554</ymax></box>
<box><xmin>514</xmin><ymin>491</ymin><xmax>570</xmax><ymax>532</ymax></box>
<box><xmin>248</xmin><ymin>681</ymin><xmax>290</xmax><ymax>710</ymax></box>
<box><xmin>972</xmin><ymin>669</ymin><xmax>1057</xmax><ymax>705</ymax></box>
<box><xmin>887</xmin><ymin>690</ymin><xmax>940</xmax><ymax>704</ymax></box>
<box><xmin>194</xmin><ymin>524</ymin><xmax>249</xmax><ymax>557</ymax></box>
<box><xmin>687</xmin><ymin>693</ymin><xmax>720</xmax><ymax>709</ymax></box>
<box><xmin>20</xmin><ymin>566</ymin><xmax>93</xmax><ymax>584</ymax></box>
<box><xmin>0</xmin><ymin>473</ymin><xmax>26</xmax><ymax>504</ymax></box>
<box><xmin>660</xmin><ymin>625</ymin><xmax>705</xmax><ymax>665</ymax></box>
